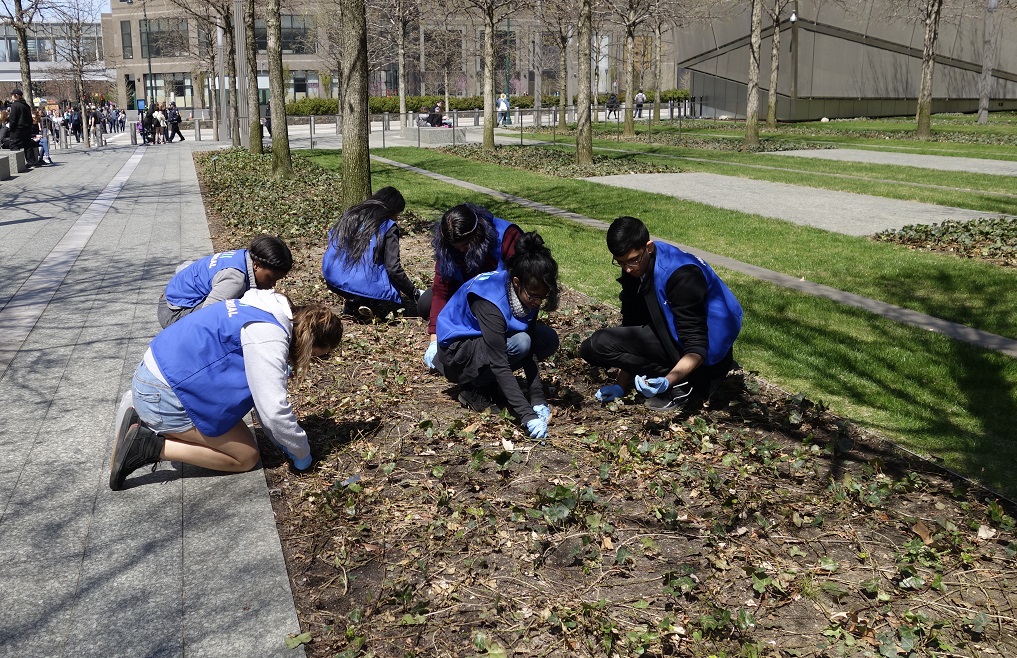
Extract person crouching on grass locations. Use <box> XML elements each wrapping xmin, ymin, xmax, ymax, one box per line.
<box><xmin>432</xmin><ymin>232</ymin><xmax>559</xmax><ymax>440</ymax></box>
<box><xmin>580</xmin><ymin>216</ymin><xmax>742</xmax><ymax>410</ymax></box>
<box><xmin>109</xmin><ymin>290</ymin><xmax>343</xmax><ymax>491</ymax></box>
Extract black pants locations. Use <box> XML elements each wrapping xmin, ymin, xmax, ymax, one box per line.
<box><xmin>580</xmin><ymin>324</ymin><xmax>733</xmax><ymax>392</ymax></box>
<box><xmin>166</xmin><ymin>123</ymin><xmax>184</xmax><ymax>141</ymax></box>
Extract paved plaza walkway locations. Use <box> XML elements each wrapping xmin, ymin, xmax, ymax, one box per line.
<box><xmin>582</xmin><ymin>171</ymin><xmax>1009</xmax><ymax>236</ymax></box>
<box><xmin>0</xmin><ymin>139</ymin><xmax>305</xmax><ymax>657</ymax></box>
<box><xmin>771</xmin><ymin>147</ymin><xmax>1017</xmax><ymax>177</ymax></box>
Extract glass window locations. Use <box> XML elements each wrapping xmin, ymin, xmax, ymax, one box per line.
<box><xmin>121</xmin><ymin>20</ymin><xmax>133</xmax><ymax>59</ymax></box>
<box><xmin>141</xmin><ymin>18</ymin><xmax>188</xmax><ymax>58</ymax></box>
<box><xmin>281</xmin><ymin>15</ymin><xmax>315</xmax><ymax>54</ymax></box>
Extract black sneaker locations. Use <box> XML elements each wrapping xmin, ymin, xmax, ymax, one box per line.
<box><xmin>109</xmin><ymin>417</ymin><xmax>165</xmax><ymax>491</ymax></box>
<box><xmin>644</xmin><ymin>382</ymin><xmax>693</xmax><ymax>411</ymax></box>
<box><xmin>457</xmin><ymin>384</ymin><xmax>501</xmax><ymax>414</ymax></box>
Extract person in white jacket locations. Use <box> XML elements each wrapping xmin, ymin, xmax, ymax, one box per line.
<box><xmin>109</xmin><ymin>289</ymin><xmax>343</xmax><ymax>490</ymax></box>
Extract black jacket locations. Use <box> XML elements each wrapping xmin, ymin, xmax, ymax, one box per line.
<box><xmin>8</xmin><ymin>98</ymin><xmax>33</xmax><ymax>146</ymax></box>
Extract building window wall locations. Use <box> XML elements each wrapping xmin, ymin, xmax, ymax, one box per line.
<box><xmin>121</xmin><ymin>20</ymin><xmax>133</xmax><ymax>59</ymax></box>
<box><xmin>140</xmin><ymin>18</ymin><xmax>188</xmax><ymax>58</ymax></box>
<box><xmin>254</xmin><ymin>15</ymin><xmax>316</xmax><ymax>55</ymax></box>
<box><xmin>143</xmin><ymin>72</ymin><xmax>193</xmax><ymax>108</ymax></box>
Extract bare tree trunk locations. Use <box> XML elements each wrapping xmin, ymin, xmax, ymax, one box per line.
<box><xmin>397</xmin><ymin>12</ymin><xmax>408</xmax><ymax>127</ymax></box>
<box><xmin>267</xmin><ymin>0</ymin><xmax>292</xmax><ymax>176</ymax></box>
<box><xmin>652</xmin><ymin>23</ymin><xmax>662</xmax><ymax>122</ymax></box>
<box><xmin>225</xmin><ymin>21</ymin><xmax>241</xmax><ymax>146</ymax></box>
<box><xmin>533</xmin><ymin>0</ymin><xmax>543</xmax><ymax>127</ymax></box>
<box><xmin>977</xmin><ymin>0</ymin><xmax>999</xmax><ymax>125</ymax></box>
<box><xmin>744</xmin><ymin>0</ymin><xmax>762</xmax><ymax>147</ymax></box>
<box><xmin>622</xmin><ymin>26</ymin><xmax>635</xmax><ymax>137</ymax></box>
<box><xmin>915</xmin><ymin>0</ymin><xmax>943</xmax><ymax>140</ymax></box>
<box><xmin>13</xmin><ymin>0</ymin><xmax>34</xmax><ymax>98</ymax></box>
<box><xmin>339</xmin><ymin>0</ymin><xmax>372</xmax><ymax>208</ymax></box>
<box><xmin>558</xmin><ymin>40</ymin><xmax>567</xmax><ymax>129</ymax></box>
<box><xmin>482</xmin><ymin>8</ymin><xmax>496</xmax><ymax>150</ymax></box>
<box><xmin>209</xmin><ymin>70</ymin><xmax>221</xmax><ymax>141</ymax></box>
<box><xmin>246</xmin><ymin>0</ymin><xmax>263</xmax><ymax>153</ymax></box>
<box><xmin>419</xmin><ymin>27</ymin><xmax>426</xmax><ymax>96</ymax></box>
<box><xmin>766</xmin><ymin>0</ymin><xmax>781</xmax><ymax>129</ymax></box>
<box><xmin>576</xmin><ymin>0</ymin><xmax>592</xmax><ymax>165</ymax></box>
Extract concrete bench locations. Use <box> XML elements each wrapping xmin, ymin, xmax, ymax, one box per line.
<box><xmin>5</xmin><ymin>150</ymin><xmax>28</xmax><ymax>174</ymax></box>
<box><xmin>0</xmin><ymin>155</ymin><xmax>9</xmax><ymax>180</ymax></box>
<box><xmin>400</xmin><ymin>126</ymin><xmax>466</xmax><ymax>145</ymax></box>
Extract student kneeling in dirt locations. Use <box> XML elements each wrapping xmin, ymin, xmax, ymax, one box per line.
<box><xmin>419</xmin><ymin>203</ymin><xmax>558</xmax><ymax>369</ymax></box>
<box><xmin>322</xmin><ymin>187</ymin><xmax>421</xmax><ymax>322</ymax></box>
<box><xmin>580</xmin><ymin>216</ymin><xmax>742</xmax><ymax>410</ymax></box>
<box><xmin>109</xmin><ymin>292</ymin><xmax>343</xmax><ymax>490</ymax></box>
<box><xmin>433</xmin><ymin>232</ymin><xmax>559</xmax><ymax>439</ymax></box>
<box><xmin>158</xmin><ymin>235</ymin><xmax>293</xmax><ymax>328</ymax></box>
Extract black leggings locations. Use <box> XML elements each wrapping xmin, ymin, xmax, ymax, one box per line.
<box><xmin>580</xmin><ymin>324</ymin><xmax>733</xmax><ymax>391</ymax></box>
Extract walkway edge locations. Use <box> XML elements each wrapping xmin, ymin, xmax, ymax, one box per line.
<box><xmin>370</xmin><ymin>154</ymin><xmax>1017</xmax><ymax>359</ymax></box>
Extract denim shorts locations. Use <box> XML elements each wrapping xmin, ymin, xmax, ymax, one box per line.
<box><xmin>132</xmin><ymin>361</ymin><xmax>195</xmax><ymax>433</ymax></box>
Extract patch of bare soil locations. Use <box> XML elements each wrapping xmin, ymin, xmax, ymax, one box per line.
<box><xmin>212</xmin><ymin>218</ymin><xmax>1017</xmax><ymax>658</ymax></box>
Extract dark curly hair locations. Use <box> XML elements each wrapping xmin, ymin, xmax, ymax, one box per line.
<box><xmin>506</xmin><ymin>231</ymin><xmax>559</xmax><ymax>312</ymax></box>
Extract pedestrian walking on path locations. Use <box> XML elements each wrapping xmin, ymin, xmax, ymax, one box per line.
<box><xmin>110</xmin><ymin>290</ymin><xmax>343</xmax><ymax>490</ymax></box>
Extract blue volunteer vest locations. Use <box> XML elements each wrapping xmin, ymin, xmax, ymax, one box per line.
<box><xmin>437</xmin><ymin>270</ymin><xmax>535</xmax><ymax>347</ymax></box>
<box><xmin>652</xmin><ymin>242</ymin><xmax>742</xmax><ymax>366</ymax></box>
<box><xmin>447</xmin><ymin>218</ymin><xmax>516</xmax><ymax>284</ymax></box>
<box><xmin>151</xmin><ymin>299</ymin><xmax>285</xmax><ymax>437</ymax></box>
<box><xmin>164</xmin><ymin>249</ymin><xmax>251</xmax><ymax>308</ymax></box>
<box><xmin>321</xmin><ymin>219</ymin><xmax>401</xmax><ymax>302</ymax></box>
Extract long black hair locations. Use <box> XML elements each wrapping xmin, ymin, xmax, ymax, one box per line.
<box><xmin>506</xmin><ymin>231</ymin><xmax>559</xmax><ymax>312</ymax></box>
<box><xmin>433</xmin><ymin>203</ymin><xmax>498</xmax><ymax>280</ymax></box>
<box><xmin>329</xmin><ymin>187</ymin><xmax>405</xmax><ymax>268</ymax></box>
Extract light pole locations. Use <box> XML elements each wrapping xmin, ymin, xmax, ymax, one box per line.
<box><xmin>120</xmin><ymin>0</ymin><xmax>154</xmax><ymax>108</ymax></box>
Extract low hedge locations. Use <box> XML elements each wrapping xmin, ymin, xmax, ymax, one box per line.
<box><xmin>285</xmin><ymin>89</ymin><xmax>690</xmax><ymax>115</ymax></box>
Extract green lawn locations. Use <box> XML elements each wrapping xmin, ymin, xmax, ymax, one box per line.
<box><xmin>303</xmin><ymin>148</ymin><xmax>1017</xmax><ymax>500</ymax></box>
<box><xmin>349</xmin><ymin>148</ymin><xmax>1017</xmax><ymax>341</ymax></box>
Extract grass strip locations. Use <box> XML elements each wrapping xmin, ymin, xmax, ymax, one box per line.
<box><xmin>325</xmin><ymin>147</ymin><xmax>1017</xmax><ymax>342</ymax></box>
<box><xmin>339</xmin><ymin>155</ymin><xmax>1017</xmax><ymax>499</ymax></box>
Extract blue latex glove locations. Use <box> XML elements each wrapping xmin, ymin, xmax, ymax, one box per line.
<box><xmin>595</xmin><ymin>384</ymin><xmax>625</xmax><ymax>402</ymax></box>
<box><xmin>634</xmin><ymin>375</ymin><xmax>670</xmax><ymax>397</ymax></box>
<box><xmin>526</xmin><ymin>417</ymin><xmax>548</xmax><ymax>439</ymax></box>
<box><xmin>423</xmin><ymin>341</ymin><xmax>438</xmax><ymax>369</ymax></box>
<box><xmin>292</xmin><ymin>453</ymin><xmax>313</xmax><ymax>471</ymax></box>
<box><xmin>533</xmin><ymin>404</ymin><xmax>552</xmax><ymax>422</ymax></box>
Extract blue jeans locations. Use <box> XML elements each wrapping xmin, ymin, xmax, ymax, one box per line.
<box><xmin>131</xmin><ymin>361</ymin><xmax>195</xmax><ymax>433</ymax></box>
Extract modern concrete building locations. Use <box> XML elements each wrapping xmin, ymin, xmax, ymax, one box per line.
<box><xmin>675</xmin><ymin>0</ymin><xmax>1017</xmax><ymax>120</ymax></box>
<box><xmin>1</xmin><ymin>21</ymin><xmax>109</xmax><ymax>104</ymax></box>
<box><xmin>98</xmin><ymin>0</ymin><xmax>1017</xmax><ymax>121</ymax></box>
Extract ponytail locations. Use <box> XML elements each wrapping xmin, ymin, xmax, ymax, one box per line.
<box><xmin>289</xmin><ymin>305</ymin><xmax>343</xmax><ymax>378</ymax></box>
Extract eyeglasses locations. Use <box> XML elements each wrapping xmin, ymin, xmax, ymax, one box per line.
<box><xmin>515</xmin><ymin>282</ymin><xmax>549</xmax><ymax>306</ymax></box>
<box><xmin>612</xmin><ymin>248</ymin><xmax>646</xmax><ymax>269</ymax></box>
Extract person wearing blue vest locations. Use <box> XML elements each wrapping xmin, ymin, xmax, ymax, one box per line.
<box><xmin>109</xmin><ymin>289</ymin><xmax>343</xmax><ymax>490</ymax></box>
<box><xmin>580</xmin><ymin>216</ymin><xmax>742</xmax><ymax>410</ymax></box>
<box><xmin>322</xmin><ymin>186</ymin><xmax>420</xmax><ymax>322</ymax></box>
<box><xmin>434</xmin><ymin>232</ymin><xmax>560</xmax><ymax>439</ymax></box>
<box><xmin>157</xmin><ymin>235</ymin><xmax>293</xmax><ymax>328</ymax></box>
<box><xmin>419</xmin><ymin>204</ymin><xmax>558</xmax><ymax>370</ymax></box>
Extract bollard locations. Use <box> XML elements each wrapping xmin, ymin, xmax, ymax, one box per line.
<box><xmin>130</xmin><ymin>121</ymin><xmax>138</xmax><ymax>145</ymax></box>
<box><xmin>473</xmin><ymin>109</ymin><xmax>479</xmax><ymax>126</ymax></box>
<box><xmin>195</xmin><ymin>119</ymin><xmax>202</xmax><ymax>141</ymax></box>
<box><xmin>61</xmin><ymin>124</ymin><xmax>69</xmax><ymax>149</ymax></box>
<box><xmin>310</xmin><ymin>115</ymin><xmax>315</xmax><ymax>149</ymax></box>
